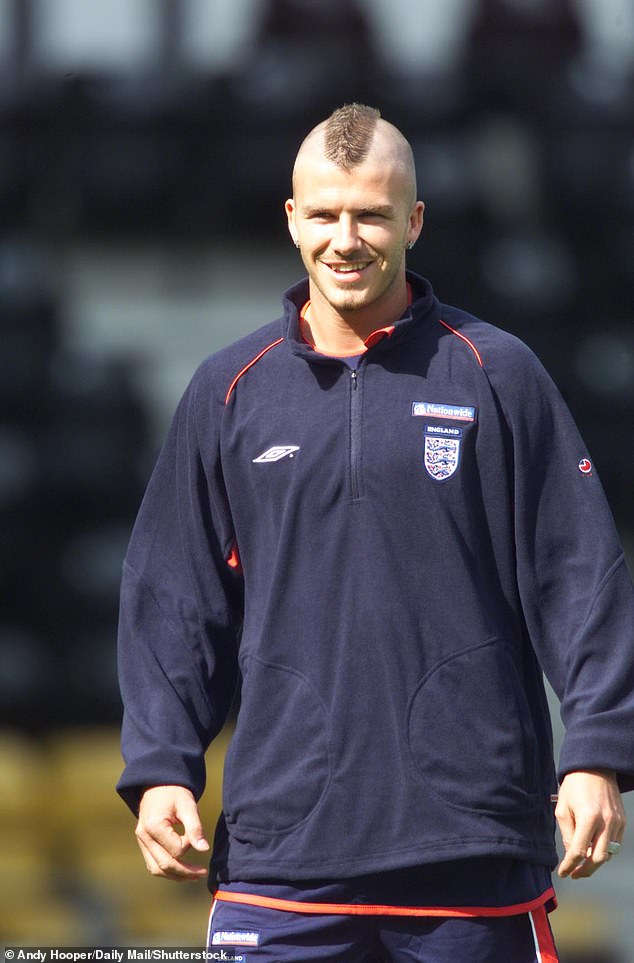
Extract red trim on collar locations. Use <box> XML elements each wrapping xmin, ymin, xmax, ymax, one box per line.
<box><xmin>364</xmin><ymin>326</ymin><xmax>394</xmax><ymax>348</ymax></box>
<box><xmin>299</xmin><ymin>289</ymin><xmax>413</xmax><ymax>356</ymax></box>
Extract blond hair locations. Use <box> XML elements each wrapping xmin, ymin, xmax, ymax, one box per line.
<box><xmin>323</xmin><ymin>103</ymin><xmax>381</xmax><ymax>169</ymax></box>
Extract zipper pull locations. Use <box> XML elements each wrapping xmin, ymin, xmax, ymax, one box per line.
<box><xmin>351</xmin><ymin>369</ymin><xmax>358</xmax><ymax>389</ymax></box>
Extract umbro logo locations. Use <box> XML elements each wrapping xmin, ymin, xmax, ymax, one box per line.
<box><xmin>252</xmin><ymin>445</ymin><xmax>300</xmax><ymax>463</ymax></box>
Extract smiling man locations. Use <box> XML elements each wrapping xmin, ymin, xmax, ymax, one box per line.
<box><xmin>286</xmin><ymin>105</ymin><xmax>423</xmax><ymax>348</ymax></box>
<box><xmin>117</xmin><ymin>104</ymin><xmax>634</xmax><ymax>963</ymax></box>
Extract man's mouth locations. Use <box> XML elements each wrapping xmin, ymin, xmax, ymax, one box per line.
<box><xmin>325</xmin><ymin>261</ymin><xmax>371</xmax><ymax>275</ymax></box>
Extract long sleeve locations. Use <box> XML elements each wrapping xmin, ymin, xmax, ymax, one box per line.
<box><xmin>495</xmin><ymin>340</ymin><xmax>634</xmax><ymax>792</ymax></box>
<box><xmin>116</xmin><ymin>367</ymin><xmax>243</xmax><ymax>813</ymax></box>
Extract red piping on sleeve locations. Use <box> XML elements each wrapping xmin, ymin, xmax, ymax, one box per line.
<box><xmin>224</xmin><ymin>338</ymin><xmax>285</xmax><ymax>405</ymax></box>
<box><xmin>438</xmin><ymin>319</ymin><xmax>484</xmax><ymax>368</ymax></box>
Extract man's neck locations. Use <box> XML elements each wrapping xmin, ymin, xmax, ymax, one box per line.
<box><xmin>303</xmin><ymin>284</ymin><xmax>409</xmax><ymax>355</ymax></box>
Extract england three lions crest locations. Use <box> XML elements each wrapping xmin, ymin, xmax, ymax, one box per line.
<box><xmin>424</xmin><ymin>426</ymin><xmax>462</xmax><ymax>481</ymax></box>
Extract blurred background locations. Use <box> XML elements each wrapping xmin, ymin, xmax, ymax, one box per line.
<box><xmin>0</xmin><ymin>0</ymin><xmax>633</xmax><ymax>958</ymax></box>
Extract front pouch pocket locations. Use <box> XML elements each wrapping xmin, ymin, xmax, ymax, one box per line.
<box><xmin>407</xmin><ymin>637</ymin><xmax>540</xmax><ymax>815</ymax></box>
<box><xmin>223</xmin><ymin>656</ymin><xmax>331</xmax><ymax>836</ymax></box>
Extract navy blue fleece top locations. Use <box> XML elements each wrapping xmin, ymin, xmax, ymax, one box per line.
<box><xmin>117</xmin><ymin>272</ymin><xmax>634</xmax><ymax>886</ymax></box>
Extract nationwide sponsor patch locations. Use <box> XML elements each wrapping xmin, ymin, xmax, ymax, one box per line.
<box><xmin>424</xmin><ymin>425</ymin><xmax>462</xmax><ymax>481</ymax></box>
<box><xmin>212</xmin><ymin>930</ymin><xmax>260</xmax><ymax>947</ymax></box>
<box><xmin>412</xmin><ymin>401</ymin><xmax>476</xmax><ymax>422</ymax></box>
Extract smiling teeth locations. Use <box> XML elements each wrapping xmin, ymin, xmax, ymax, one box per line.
<box><xmin>331</xmin><ymin>263</ymin><xmax>366</xmax><ymax>273</ymax></box>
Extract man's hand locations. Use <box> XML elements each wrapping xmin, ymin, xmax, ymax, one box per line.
<box><xmin>556</xmin><ymin>769</ymin><xmax>626</xmax><ymax>879</ymax></box>
<box><xmin>135</xmin><ymin>785</ymin><xmax>210</xmax><ymax>881</ymax></box>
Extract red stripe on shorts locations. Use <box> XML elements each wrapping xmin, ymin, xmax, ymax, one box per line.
<box><xmin>530</xmin><ymin>905</ymin><xmax>559</xmax><ymax>962</ymax></box>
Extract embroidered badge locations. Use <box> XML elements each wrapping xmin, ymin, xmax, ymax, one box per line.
<box><xmin>212</xmin><ymin>930</ymin><xmax>260</xmax><ymax>947</ymax></box>
<box><xmin>412</xmin><ymin>401</ymin><xmax>476</xmax><ymax>422</ymax></box>
<box><xmin>424</xmin><ymin>426</ymin><xmax>462</xmax><ymax>481</ymax></box>
<box><xmin>578</xmin><ymin>458</ymin><xmax>593</xmax><ymax>475</ymax></box>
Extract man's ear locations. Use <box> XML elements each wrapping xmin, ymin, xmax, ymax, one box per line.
<box><xmin>407</xmin><ymin>200</ymin><xmax>425</xmax><ymax>247</ymax></box>
<box><xmin>285</xmin><ymin>198</ymin><xmax>298</xmax><ymax>246</ymax></box>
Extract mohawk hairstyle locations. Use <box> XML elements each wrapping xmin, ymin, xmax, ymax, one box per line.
<box><xmin>323</xmin><ymin>103</ymin><xmax>381</xmax><ymax>169</ymax></box>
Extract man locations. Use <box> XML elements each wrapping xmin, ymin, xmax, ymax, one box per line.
<box><xmin>118</xmin><ymin>104</ymin><xmax>634</xmax><ymax>962</ymax></box>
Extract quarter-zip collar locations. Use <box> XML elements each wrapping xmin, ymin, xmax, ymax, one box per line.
<box><xmin>282</xmin><ymin>271</ymin><xmax>442</xmax><ymax>363</ymax></box>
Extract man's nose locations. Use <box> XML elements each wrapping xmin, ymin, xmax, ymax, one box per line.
<box><xmin>333</xmin><ymin>216</ymin><xmax>361</xmax><ymax>253</ymax></box>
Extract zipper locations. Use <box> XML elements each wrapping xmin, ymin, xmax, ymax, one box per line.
<box><xmin>349</xmin><ymin>367</ymin><xmax>362</xmax><ymax>500</ymax></box>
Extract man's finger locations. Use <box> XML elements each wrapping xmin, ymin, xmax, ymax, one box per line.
<box><xmin>557</xmin><ymin>840</ymin><xmax>592</xmax><ymax>878</ymax></box>
<box><xmin>556</xmin><ymin>805</ymin><xmax>597</xmax><ymax>878</ymax></box>
<box><xmin>580</xmin><ymin>822</ymin><xmax>626</xmax><ymax>876</ymax></box>
<box><xmin>175</xmin><ymin>793</ymin><xmax>210</xmax><ymax>853</ymax></box>
<box><xmin>554</xmin><ymin>800</ymin><xmax>579</xmax><ymax>878</ymax></box>
<box><xmin>137</xmin><ymin>832</ymin><xmax>208</xmax><ymax>881</ymax></box>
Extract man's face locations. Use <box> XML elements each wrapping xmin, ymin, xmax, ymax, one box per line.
<box><xmin>285</xmin><ymin>156</ymin><xmax>423</xmax><ymax>320</ymax></box>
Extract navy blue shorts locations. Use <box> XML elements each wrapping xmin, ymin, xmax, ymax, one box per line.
<box><xmin>207</xmin><ymin>896</ymin><xmax>559</xmax><ymax>962</ymax></box>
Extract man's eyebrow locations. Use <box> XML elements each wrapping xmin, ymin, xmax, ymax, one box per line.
<box><xmin>357</xmin><ymin>204</ymin><xmax>395</xmax><ymax>216</ymax></box>
<box><xmin>300</xmin><ymin>205</ymin><xmax>332</xmax><ymax>216</ymax></box>
<box><xmin>300</xmin><ymin>204</ymin><xmax>395</xmax><ymax>217</ymax></box>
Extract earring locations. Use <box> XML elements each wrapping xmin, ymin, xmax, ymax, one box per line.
<box><xmin>295</xmin><ymin>241</ymin><xmax>300</xmax><ymax>249</ymax></box>
<box><xmin>407</xmin><ymin>241</ymin><xmax>415</xmax><ymax>250</ymax></box>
